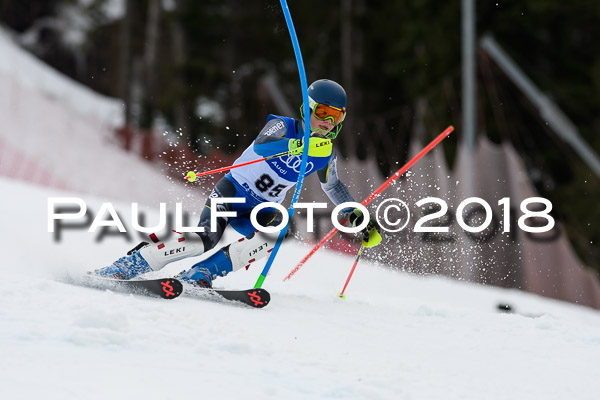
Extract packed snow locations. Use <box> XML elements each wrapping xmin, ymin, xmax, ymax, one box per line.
<box><xmin>2</xmin><ymin>176</ymin><xmax>600</xmax><ymax>400</ymax></box>
<box><xmin>2</xmin><ymin>9</ymin><xmax>599</xmax><ymax>399</ymax></box>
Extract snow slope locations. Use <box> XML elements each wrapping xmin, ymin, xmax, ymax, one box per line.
<box><xmin>0</xmin><ymin>25</ymin><xmax>197</xmax><ymax>207</ymax></box>
<box><xmin>2</xmin><ymin>176</ymin><xmax>600</xmax><ymax>400</ymax></box>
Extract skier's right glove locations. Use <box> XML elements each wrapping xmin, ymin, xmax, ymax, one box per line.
<box><xmin>347</xmin><ymin>209</ymin><xmax>382</xmax><ymax>248</ymax></box>
<box><xmin>288</xmin><ymin>137</ymin><xmax>333</xmax><ymax>157</ymax></box>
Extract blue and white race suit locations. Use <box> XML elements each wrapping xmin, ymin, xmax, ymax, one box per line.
<box><xmin>197</xmin><ymin>114</ymin><xmax>355</xmax><ymax>250</ymax></box>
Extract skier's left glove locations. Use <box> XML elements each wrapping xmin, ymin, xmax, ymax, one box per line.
<box><xmin>288</xmin><ymin>137</ymin><xmax>333</xmax><ymax>157</ymax></box>
<box><xmin>346</xmin><ymin>209</ymin><xmax>382</xmax><ymax>248</ymax></box>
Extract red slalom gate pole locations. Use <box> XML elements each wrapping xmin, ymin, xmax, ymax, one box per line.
<box><xmin>337</xmin><ymin>245</ymin><xmax>365</xmax><ymax>299</ymax></box>
<box><xmin>283</xmin><ymin>125</ymin><xmax>454</xmax><ymax>282</ymax></box>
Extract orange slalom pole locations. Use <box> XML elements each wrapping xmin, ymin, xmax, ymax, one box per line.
<box><xmin>283</xmin><ymin>125</ymin><xmax>454</xmax><ymax>282</ymax></box>
<box><xmin>337</xmin><ymin>245</ymin><xmax>365</xmax><ymax>299</ymax></box>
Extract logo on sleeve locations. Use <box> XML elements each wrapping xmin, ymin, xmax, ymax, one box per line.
<box><xmin>263</xmin><ymin>121</ymin><xmax>285</xmax><ymax>136</ymax></box>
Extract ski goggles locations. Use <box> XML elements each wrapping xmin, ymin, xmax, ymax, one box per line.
<box><xmin>308</xmin><ymin>96</ymin><xmax>346</xmax><ymax>125</ymax></box>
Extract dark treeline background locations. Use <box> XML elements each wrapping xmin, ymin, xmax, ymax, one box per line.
<box><xmin>1</xmin><ymin>0</ymin><xmax>599</xmax><ymax>273</ymax></box>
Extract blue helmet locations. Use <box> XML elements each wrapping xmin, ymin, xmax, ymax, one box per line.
<box><xmin>308</xmin><ymin>79</ymin><xmax>347</xmax><ymax>109</ymax></box>
<box><xmin>301</xmin><ymin>79</ymin><xmax>347</xmax><ymax>139</ymax></box>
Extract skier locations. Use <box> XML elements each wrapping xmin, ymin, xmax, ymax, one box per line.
<box><xmin>94</xmin><ymin>79</ymin><xmax>382</xmax><ymax>287</ymax></box>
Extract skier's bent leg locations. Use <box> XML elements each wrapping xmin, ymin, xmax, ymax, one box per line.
<box><xmin>93</xmin><ymin>231</ymin><xmax>207</xmax><ymax>280</ymax></box>
<box><xmin>93</xmin><ymin>177</ymin><xmax>237</xmax><ymax>280</ymax></box>
<box><xmin>178</xmin><ymin>212</ymin><xmax>285</xmax><ymax>287</ymax></box>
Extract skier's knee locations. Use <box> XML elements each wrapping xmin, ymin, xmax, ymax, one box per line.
<box><xmin>255</xmin><ymin>209</ymin><xmax>289</xmax><ymax>238</ymax></box>
<box><xmin>197</xmin><ymin>231</ymin><xmax>221</xmax><ymax>252</ymax></box>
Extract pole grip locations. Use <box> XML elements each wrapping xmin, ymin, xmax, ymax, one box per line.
<box><xmin>185</xmin><ymin>150</ymin><xmax>293</xmax><ymax>181</ymax></box>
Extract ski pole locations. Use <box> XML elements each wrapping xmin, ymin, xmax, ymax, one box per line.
<box><xmin>283</xmin><ymin>125</ymin><xmax>454</xmax><ymax>282</ymax></box>
<box><xmin>337</xmin><ymin>244</ymin><xmax>365</xmax><ymax>299</ymax></box>
<box><xmin>185</xmin><ymin>150</ymin><xmax>293</xmax><ymax>182</ymax></box>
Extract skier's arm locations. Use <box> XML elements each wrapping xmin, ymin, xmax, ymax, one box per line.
<box><xmin>317</xmin><ymin>151</ymin><xmax>355</xmax><ymax>206</ymax></box>
<box><xmin>318</xmin><ymin>152</ymin><xmax>382</xmax><ymax>247</ymax></box>
<box><xmin>253</xmin><ymin>118</ymin><xmax>294</xmax><ymax>156</ymax></box>
<box><xmin>253</xmin><ymin>118</ymin><xmax>332</xmax><ymax>158</ymax></box>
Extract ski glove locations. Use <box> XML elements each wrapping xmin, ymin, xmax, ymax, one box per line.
<box><xmin>288</xmin><ymin>137</ymin><xmax>333</xmax><ymax>157</ymax></box>
<box><xmin>347</xmin><ymin>209</ymin><xmax>382</xmax><ymax>248</ymax></box>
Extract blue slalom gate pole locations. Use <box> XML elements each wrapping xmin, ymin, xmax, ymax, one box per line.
<box><xmin>254</xmin><ymin>0</ymin><xmax>310</xmax><ymax>288</ymax></box>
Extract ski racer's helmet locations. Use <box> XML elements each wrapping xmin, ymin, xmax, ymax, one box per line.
<box><xmin>301</xmin><ymin>79</ymin><xmax>347</xmax><ymax>139</ymax></box>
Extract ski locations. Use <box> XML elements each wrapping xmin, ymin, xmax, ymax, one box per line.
<box><xmin>183</xmin><ymin>285</ymin><xmax>270</xmax><ymax>308</ymax></box>
<box><xmin>65</xmin><ymin>274</ymin><xmax>268</xmax><ymax>307</ymax></box>
<box><xmin>71</xmin><ymin>275</ymin><xmax>183</xmax><ymax>299</ymax></box>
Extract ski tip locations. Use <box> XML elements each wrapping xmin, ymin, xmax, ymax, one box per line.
<box><xmin>157</xmin><ymin>278</ymin><xmax>183</xmax><ymax>299</ymax></box>
<box><xmin>246</xmin><ymin>288</ymin><xmax>270</xmax><ymax>308</ymax></box>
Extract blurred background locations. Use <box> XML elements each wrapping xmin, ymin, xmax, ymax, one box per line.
<box><xmin>1</xmin><ymin>0</ymin><xmax>599</xmax><ymax>307</ymax></box>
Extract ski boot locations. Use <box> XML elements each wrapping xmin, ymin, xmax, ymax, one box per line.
<box><xmin>93</xmin><ymin>243</ymin><xmax>152</xmax><ymax>280</ymax></box>
<box><xmin>94</xmin><ymin>231</ymin><xmax>206</xmax><ymax>280</ymax></box>
<box><xmin>177</xmin><ymin>248</ymin><xmax>234</xmax><ymax>288</ymax></box>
